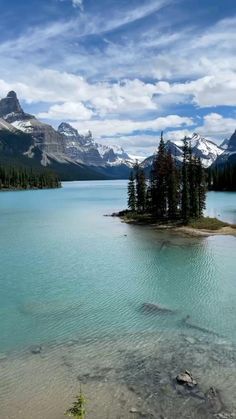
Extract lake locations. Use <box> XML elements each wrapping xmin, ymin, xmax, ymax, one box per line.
<box><xmin>0</xmin><ymin>181</ymin><xmax>236</xmax><ymax>419</ymax></box>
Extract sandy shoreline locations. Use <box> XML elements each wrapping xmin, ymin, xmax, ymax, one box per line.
<box><xmin>117</xmin><ymin>216</ymin><xmax>236</xmax><ymax>237</ymax></box>
<box><xmin>0</xmin><ymin>330</ymin><xmax>236</xmax><ymax>419</ymax></box>
<box><xmin>158</xmin><ymin>224</ymin><xmax>236</xmax><ymax>237</ymax></box>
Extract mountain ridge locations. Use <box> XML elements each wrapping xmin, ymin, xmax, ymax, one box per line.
<box><xmin>0</xmin><ymin>91</ymin><xmax>235</xmax><ymax>179</ymax></box>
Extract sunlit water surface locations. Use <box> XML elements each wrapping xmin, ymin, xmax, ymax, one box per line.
<box><xmin>0</xmin><ymin>182</ymin><xmax>236</xmax><ymax>419</ymax></box>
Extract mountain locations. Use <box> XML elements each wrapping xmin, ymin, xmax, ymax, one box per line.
<box><xmin>214</xmin><ymin>130</ymin><xmax>236</xmax><ymax>166</ymax></box>
<box><xmin>0</xmin><ymin>94</ymin><xmax>107</xmax><ymax>180</ymax></box>
<box><xmin>2</xmin><ymin>91</ymin><xmax>233</xmax><ymax>181</ymax></box>
<box><xmin>142</xmin><ymin>133</ymin><xmax>224</xmax><ymax>170</ymax></box>
<box><xmin>0</xmin><ymin>91</ymin><xmax>66</xmax><ymax>161</ymax></box>
<box><xmin>58</xmin><ymin>122</ymin><xmax>133</xmax><ymax>168</ymax></box>
<box><xmin>0</xmin><ymin>91</ymin><xmax>33</xmax><ymax>123</ymax></box>
<box><xmin>0</xmin><ymin>122</ymin><xmax>109</xmax><ymax>180</ymax></box>
<box><xmin>220</xmin><ymin>138</ymin><xmax>230</xmax><ymax>150</ymax></box>
<box><xmin>0</xmin><ymin>92</ymin><xmax>133</xmax><ymax>180</ymax></box>
<box><xmin>227</xmin><ymin>130</ymin><xmax>236</xmax><ymax>152</ymax></box>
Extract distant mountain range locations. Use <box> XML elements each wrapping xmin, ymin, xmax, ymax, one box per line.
<box><xmin>141</xmin><ymin>132</ymin><xmax>227</xmax><ymax>170</ymax></box>
<box><xmin>0</xmin><ymin>91</ymin><xmax>235</xmax><ymax>180</ymax></box>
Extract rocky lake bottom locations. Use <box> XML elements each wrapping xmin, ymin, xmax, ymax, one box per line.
<box><xmin>1</xmin><ymin>329</ymin><xmax>236</xmax><ymax>419</ymax></box>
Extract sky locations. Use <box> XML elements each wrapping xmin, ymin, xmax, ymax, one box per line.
<box><xmin>0</xmin><ymin>0</ymin><xmax>236</xmax><ymax>156</ymax></box>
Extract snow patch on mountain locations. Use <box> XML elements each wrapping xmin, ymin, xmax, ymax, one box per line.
<box><xmin>12</xmin><ymin>120</ymin><xmax>33</xmax><ymax>133</ymax></box>
<box><xmin>142</xmin><ymin>133</ymin><xmax>224</xmax><ymax>169</ymax></box>
<box><xmin>58</xmin><ymin>122</ymin><xmax>134</xmax><ymax>167</ymax></box>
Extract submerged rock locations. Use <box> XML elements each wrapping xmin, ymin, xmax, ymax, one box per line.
<box><xmin>140</xmin><ymin>303</ymin><xmax>175</xmax><ymax>315</ymax></box>
<box><xmin>181</xmin><ymin>315</ymin><xmax>222</xmax><ymax>338</ymax></box>
<box><xmin>176</xmin><ymin>370</ymin><xmax>197</xmax><ymax>388</ymax></box>
<box><xmin>184</xmin><ymin>336</ymin><xmax>196</xmax><ymax>345</ymax></box>
<box><xmin>30</xmin><ymin>345</ymin><xmax>42</xmax><ymax>355</ymax></box>
<box><xmin>205</xmin><ymin>387</ymin><xmax>225</xmax><ymax>414</ymax></box>
<box><xmin>130</xmin><ymin>407</ymin><xmax>139</xmax><ymax>413</ymax></box>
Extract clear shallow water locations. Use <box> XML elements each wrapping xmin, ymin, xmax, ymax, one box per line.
<box><xmin>206</xmin><ymin>191</ymin><xmax>236</xmax><ymax>224</ymax></box>
<box><xmin>0</xmin><ymin>181</ymin><xmax>236</xmax><ymax>353</ymax></box>
<box><xmin>0</xmin><ymin>181</ymin><xmax>236</xmax><ymax>419</ymax></box>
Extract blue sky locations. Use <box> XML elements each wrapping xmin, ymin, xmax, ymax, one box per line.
<box><xmin>0</xmin><ymin>0</ymin><xmax>236</xmax><ymax>155</ymax></box>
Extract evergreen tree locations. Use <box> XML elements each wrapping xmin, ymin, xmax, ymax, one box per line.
<box><xmin>0</xmin><ymin>165</ymin><xmax>60</xmax><ymax>190</ymax></box>
<box><xmin>181</xmin><ymin>137</ymin><xmax>190</xmax><ymax>221</ymax></box>
<box><xmin>166</xmin><ymin>151</ymin><xmax>179</xmax><ymax>220</ymax></box>
<box><xmin>126</xmin><ymin>133</ymin><xmax>210</xmax><ymax>223</ymax></box>
<box><xmin>135</xmin><ymin>164</ymin><xmax>146</xmax><ymax>213</ymax></box>
<box><xmin>151</xmin><ymin>132</ymin><xmax>167</xmax><ymax>218</ymax></box>
<box><xmin>196</xmin><ymin>157</ymin><xmax>207</xmax><ymax>216</ymax></box>
<box><xmin>188</xmin><ymin>145</ymin><xmax>199</xmax><ymax>218</ymax></box>
<box><xmin>127</xmin><ymin>171</ymin><xmax>136</xmax><ymax>212</ymax></box>
<box><xmin>208</xmin><ymin>163</ymin><xmax>236</xmax><ymax>191</ymax></box>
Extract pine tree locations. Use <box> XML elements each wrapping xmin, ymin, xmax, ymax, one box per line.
<box><xmin>181</xmin><ymin>137</ymin><xmax>190</xmax><ymax>221</ymax></box>
<box><xmin>196</xmin><ymin>157</ymin><xmax>206</xmax><ymax>216</ymax></box>
<box><xmin>188</xmin><ymin>145</ymin><xmax>199</xmax><ymax>218</ymax></box>
<box><xmin>0</xmin><ymin>165</ymin><xmax>61</xmax><ymax>190</ymax></box>
<box><xmin>166</xmin><ymin>151</ymin><xmax>179</xmax><ymax>220</ymax></box>
<box><xmin>151</xmin><ymin>132</ymin><xmax>167</xmax><ymax>219</ymax></box>
<box><xmin>127</xmin><ymin>171</ymin><xmax>136</xmax><ymax>212</ymax></box>
<box><xmin>135</xmin><ymin>164</ymin><xmax>146</xmax><ymax>213</ymax></box>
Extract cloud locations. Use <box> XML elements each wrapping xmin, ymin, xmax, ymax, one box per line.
<box><xmin>0</xmin><ymin>70</ymin><xmax>160</xmax><ymax>117</ymax></box>
<box><xmin>198</xmin><ymin>113</ymin><xmax>236</xmax><ymax>138</ymax></box>
<box><xmin>38</xmin><ymin>101</ymin><xmax>93</xmax><ymax>120</ymax></box>
<box><xmin>70</xmin><ymin>115</ymin><xmax>194</xmax><ymax>137</ymax></box>
<box><xmin>0</xmin><ymin>2</ymin><xmax>236</xmax><ymax>156</ymax></box>
<box><xmin>72</xmin><ymin>0</ymin><xmax>84</xmax><ymax>9</ymax></box>
<box><xmin>155</xmin><ymin>72</ymin><xmax>236</xmax><ymax>107</ymax></box>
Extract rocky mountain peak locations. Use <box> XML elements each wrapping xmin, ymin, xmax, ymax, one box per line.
<box><xmin>0</xmin><ymin>91</ymin><xmax>23</xmax><ymax>119</ymax></box>
<box><xmin>58</xmin><ymin>122</ymin><xmax>79</xmax><ymax>137</ymax></box>
<box><xmin>0</xmin><ymin>91</ymin><xmax>35</xmax><ymax>123</ymax></box>
<box><xmin>228</xmin><ymin>130</ymin><xmax>236</xmax><ymax>151</ymax></box>
<box><xmin>7</xmin><ymin>90</ymin><xmax>18</xmax><ymax>99</ymax></box>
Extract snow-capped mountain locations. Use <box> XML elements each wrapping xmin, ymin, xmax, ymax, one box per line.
<box><xmin>0</xmin><ymin>91</ymin><xmax>67</xmax><ymax>165</ymax></box>
<box><xmin>214</xmin><ymin>130</ymin><xmax>236</xmax><ymax>166</ymax></box>
<box><xmin>0</xmin><ymin>91</ymin><xmax>134</xmax><ymax>179</ymax></box>
<box><xmin>142</xmin><ymin>133</ymin><xmax>224</xmax><ymax>169</ymax></box>
<box><xmin>58</xmin><ymin>122</ymin><xmax>134</xmax><ymax>167</ymax></box>
<box><xmin>1</xmin><ymin>91</ymin><xmax>235</xmax><ymax>179</ymax></box>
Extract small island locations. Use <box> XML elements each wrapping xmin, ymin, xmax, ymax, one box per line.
<box><xmin>116</xmin><ymin>134</ymin><xmax>236</xmax><ymax>237</ymax></box>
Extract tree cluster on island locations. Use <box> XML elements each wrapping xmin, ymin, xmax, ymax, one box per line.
<box><xmin>127</xmin><ymin>134</ymin><xmax>206</xmax><ymax>224</ymax></box>
<box><xmin>0</xmin><ymin>165</ymin><xmax>61</xmax><ymax>190</ymax></box>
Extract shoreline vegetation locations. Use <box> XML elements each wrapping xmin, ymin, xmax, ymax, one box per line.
<box><xmin>112</xmin><ymin>210</ymin><xmax>236</xmax><ymax>237</ymax></box>
<box><xmin>0</xmin><ymin>165</ymin><xmax>61</xmax><ymax>191</ymax></box>
<box><xmin>115</xmin><ymin>133</ymin><xmax>236</xmax><ymax>237</ymax></box>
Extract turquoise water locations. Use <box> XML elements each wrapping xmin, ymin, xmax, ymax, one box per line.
<box><xmin>0</xmin><ymin>182</ymin><xmax>236</xmax><ymax>353</ymax></box>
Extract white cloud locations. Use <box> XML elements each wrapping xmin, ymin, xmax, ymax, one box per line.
<box><xmin>198</xmin><ymin>113</ymin><xmax>236</xmax><ymax>138</ymax></box>
<box><xmin>155</xmin><ymin>72</ymin><xmax>236</xmax><ymax>107</ymax></box>
<box><xmin>0</xmin><ymin>4</ymin><xmax>236</xmax><ymax>155</ymax></box>
<box><xmin>72</xmin><ymin>0</ymin><xmax>83</xmax><ymax>9</ymax></box>
<box><xmin>0</xmin><ymin>70</ymin><xmax>160</xmax><ymax>117</ymax></box>
<box><xmin>70</xmin><ymin>115</ymin><xmax>194</xmax><ymax>137</ymax></box>
<box><xmin>38</xmin><ymin>101</ymin><xmax>93</xmax><ymax>120</ymax></box>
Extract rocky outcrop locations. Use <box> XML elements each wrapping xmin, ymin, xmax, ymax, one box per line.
<box><xmin>176</xmin><ymin>370</ymin><xmax>197</xmax><ymax>388</ymax></box>
<box><xmin>0</xmin><ymin>91</ymin><xmax>34</xmax><ymax>123</ymax></box>
<box><xmin>0</xmin><ymin>92</ymin><xmax>66</xmax><ymax>158</ymax></box>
